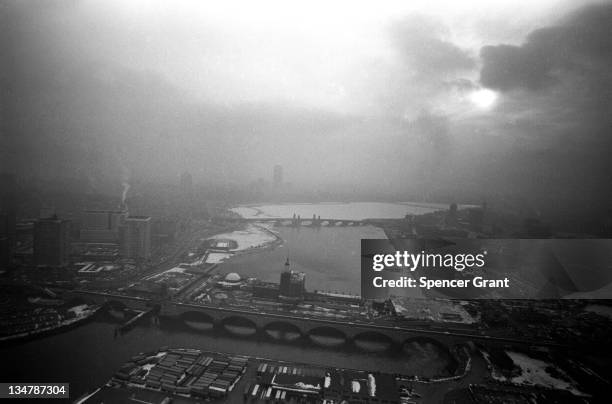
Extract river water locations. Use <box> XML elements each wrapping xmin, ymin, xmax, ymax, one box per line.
<box><xmin>221</xmin><ymin>226</ymin><xmax>379</xmax><ymax>295</ymax></box>
<box><xmin>0</xmin><ymin>316</ymin><xmax>456</xmax><ymax>402</ymax></box>
<box><xmin>223</xmin><ymin>202</ymin><xmax>440</xmax><ymax>295</ymax></box>
<box><xmin>1</xmin><ymin>203</ymin><xmax>452</xmax><ymax>401</ymax></box>
<box><xmin>219</xmin><ymin>225</ymin><xmax>424</xmax><ymax>299</ymax></box>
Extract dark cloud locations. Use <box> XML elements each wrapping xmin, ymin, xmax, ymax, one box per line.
<box><xmin>480</xmin><ymin>44</ymin><xmax>556</xmax><ymax>91</ymax></box>
<box><xmin>480</xmin><ymin>3</ymin><xmax>612</xmax><ymax>92</ymax></box>
<box><xmin>471</xmin><ymin>3</ymin><xmax>612</xmax><ymax>212</ymax></box>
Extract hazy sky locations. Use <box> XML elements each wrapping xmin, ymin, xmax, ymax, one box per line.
<box><xmin>2</xmin><ymin>0</ymin><xmax>612</xmax><ymax>206</ymax></box>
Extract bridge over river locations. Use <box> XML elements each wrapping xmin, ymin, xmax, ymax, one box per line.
<box><xmin>217</xmin><ymin>216</ymin><xmax>398</xmax><ymax>227</ymax></box>
<box><xmin>161</xmin><ymin>299</ymin><xmax>570</xmax><ymax>350</ymax></box>
<box><xmin>65</xmin><ymin>290</ymin><xmax>568</xmax><ymax>351</ymax></box>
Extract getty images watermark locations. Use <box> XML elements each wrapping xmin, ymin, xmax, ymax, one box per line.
<box><xmin>361</xmin><ymin>238</ymin><xmax>612</xmax><ymax>300</ymax></box>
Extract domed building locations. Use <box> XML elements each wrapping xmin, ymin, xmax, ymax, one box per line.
<box><xmin>225</xmin><ymin>272</ymin><xmax>241</xmax><ymax>283</ymax></box>
<box><xmin>218</xmin><ymin>272</ymin><xmax>243</xmax><ymax>288</ymax></box>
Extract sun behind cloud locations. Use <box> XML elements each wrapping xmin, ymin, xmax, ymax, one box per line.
<box><xmin>468</xmin><ymin>88</ymin><xmax>498</xmax><ymax>110</ymax></box>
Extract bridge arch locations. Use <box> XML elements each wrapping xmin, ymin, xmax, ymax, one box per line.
<box><xmin>263</xmin><ymin>321</ymin><xmax>302</xmax><ymax>342</ymax></box>
<box><xmin>182</xmin><ymin>311</ymin><xmax>216</xmax><ymax>331</ymax></box>
<box><xmin>221</xmin><ymin>316</ymin><xmax>258</xmax><ymax>337</ymax></box>
<box><xmin>307</xmin><ymin>326</ymin><xmax>347</xmax><ymax>347</ymax></box>
<box><xmin>353</xmin><ymin>331</ymin><xmax>394</xmax><ymax>352</ymax></box>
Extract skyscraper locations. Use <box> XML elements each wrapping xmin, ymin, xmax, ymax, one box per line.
<box><xmin>34</xmin><ymin>216</ymin><xmax>70</xmax><ymax>267</ymax></box>
<box><xmin>273</xmin><ymin>164</ymin><xmax>283</xmax><ymax>188</ymax></box>
<box><xmin>180</xmin><ymin>171</ymin><xmax>193</xmax><ymax>199</ymax></box>
<box><xmin>80</xmin><ymin>209</ymin><xmax>127</xmax><ymax>242</ymax></box>
<box><xmin>119</xmin><ymin>216</ymin><xmax>152</xmax><ymax>260</ymax></box>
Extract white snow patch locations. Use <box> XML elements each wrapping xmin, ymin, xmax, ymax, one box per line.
<box><xmin>368</xmin><ymin>374</ymin><xmax>376</xmax><ymax>397</ymax></box>
<box><xmin>506</xmin><ymin>351</ymin><xmax>583</xmax><ymax>395</ymax></box>
<box><xmin>68</xmin><ymin>304</ymin><xmax>90</xmax><ymax>316</ymax></box>
<box><xmin>294</xmin><ymin>382</ymin><xmax>321</xmax><ymax>391</ymax></box>
<box><xmin>206</xmin><ymin>252</ymin><xmax>232</xmax><ymax>264</ymax></box>
<box><xmin>164</xmin><ymin>266</ymin><xmax>188</xmax><ymax>273</ymax></box>
<box><xmin>209</xmin><ymin>224</ymin><xmax>276</xmax><ymax>251</ymax></box>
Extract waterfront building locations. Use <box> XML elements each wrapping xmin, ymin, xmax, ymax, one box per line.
<box><xmin>279</xmin><ymin>259</ymin><xmax>305</xmax><ymax>300</ymax></box>
<box><xmin>252</xmin><ymin>281</ymin><xmax>280</xmax><ymax>299</ymax></box>
<box><xmin>119</xmin><ymin>216</ymin><xmax>152</xmax><ymax>260</ymax></box>
<box><xmin>218</xmin><ymin>272</ymin><xmax>243</xmax><ymax>289</ymax></box>
<box><xmin>34</xmin><ymin>216</ymin><xmax>70</xmax><ymax>267</ymax></box>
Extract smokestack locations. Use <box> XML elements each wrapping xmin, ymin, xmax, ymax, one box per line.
<box><xmin>121</xmin><ymin>181</ymin><xmax>130</xmax><ymax>210</ymax></box>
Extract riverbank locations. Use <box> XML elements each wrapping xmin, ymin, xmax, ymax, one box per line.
<box><xmin>204</xmin><ymin>223</ymin><xmax>283</xmax><ymax>265</ymax></box>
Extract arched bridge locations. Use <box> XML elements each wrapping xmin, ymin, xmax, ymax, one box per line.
<box><xmin>161</xmin><ymin>300</ymin><xmax>558</xmax><ymax>350</ymax></box>
<box><xmin>65</xmin><ymin>289</ymin><xmax>570</xmax><ymax>351</ymax></box>
<box><xmin>217</xmin><ymin>217</ymin><xmax>370</xmax><ymax>227</ymax></box>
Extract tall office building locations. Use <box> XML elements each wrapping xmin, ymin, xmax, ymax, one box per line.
<box><xmin>180</xmin><ymin>171</ymin><xmax>193</xmax><ymax>199</ymax></box>
<box><xmin>119</xmin><ymin>216</ymin><xmax>152</xmax><ymax>260</ymax></box>
<box><xmin>34</xmin><ymin>216</ymin><xmax>70</xmax><ymax>267</ymax></box>
<box><xmin>273</xmin><ymin>165</ymin><xmax>283</xmax><ymax>188</ymax></box>
<box><xmin>80</xmin><ymin>209</ymin><xmax>127</xmax><ymax>242</ymax></box>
